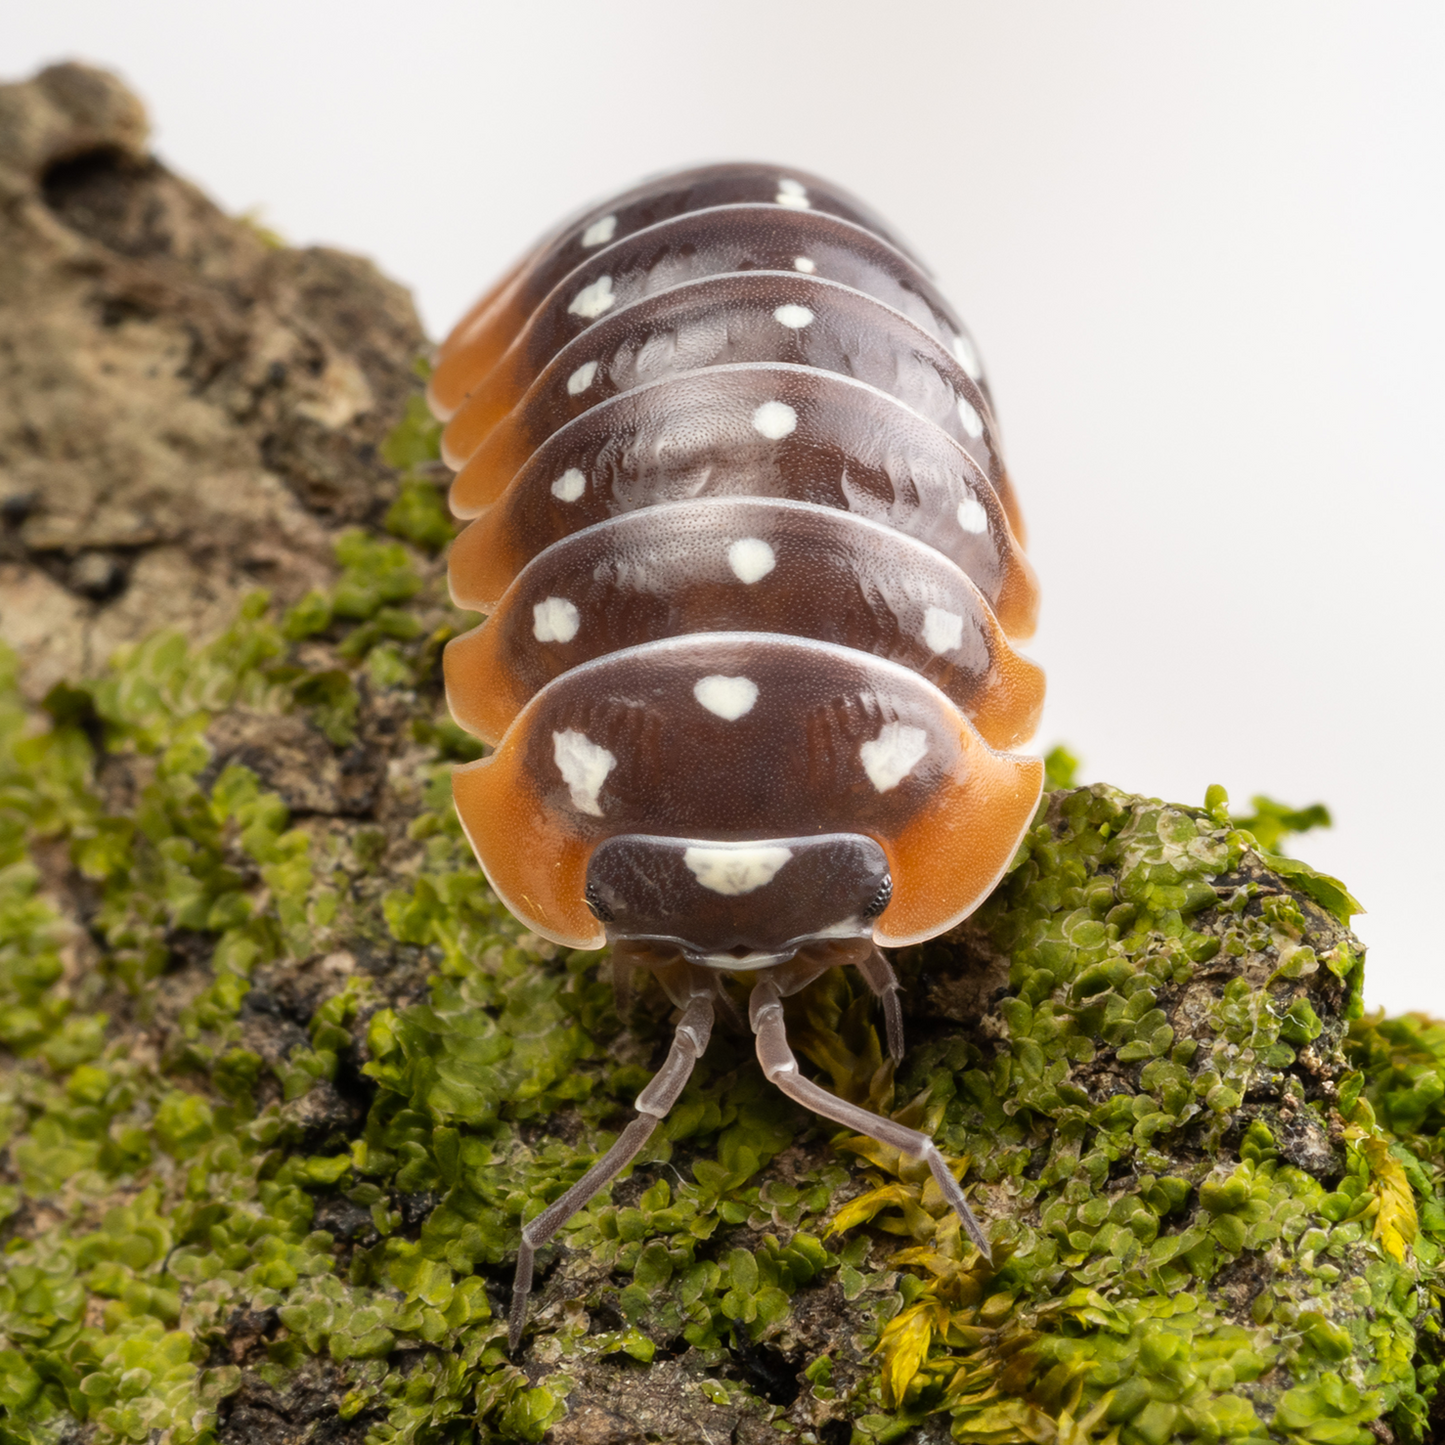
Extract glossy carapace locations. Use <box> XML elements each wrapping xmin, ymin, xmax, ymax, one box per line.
<box><xmin>435</xmin><ymin>164</ymin><xmax>1044</xmax><ymax>1347</ymax></box>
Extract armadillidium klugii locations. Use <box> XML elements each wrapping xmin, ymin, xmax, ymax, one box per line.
<box><xmin>431</xmin><ymin>164</ymin><xmax>1045</xmax><ymax>1347</ymax></box>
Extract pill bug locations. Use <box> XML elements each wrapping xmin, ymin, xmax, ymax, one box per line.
<box><xmin>432</xmin><ymin>163</ymin><xmax>1045</xmax><ymax>1347</ymax></box>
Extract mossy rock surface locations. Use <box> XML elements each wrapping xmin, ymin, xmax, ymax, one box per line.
<box><xmin>0</xmin><ymin>574</ymin><xmax>1440</xmax><ymax>1445</ymax></box>
<box><xmin>2</xmin><ymin>57</ymin><xmax>1444</xmax><ymax>1445</ymax></box>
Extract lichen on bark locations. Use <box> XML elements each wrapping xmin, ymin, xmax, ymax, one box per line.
<box><xmin>0</xmin><ymin>58</ymin><xmax>1443</xmax><ymax>1445</ymax></box>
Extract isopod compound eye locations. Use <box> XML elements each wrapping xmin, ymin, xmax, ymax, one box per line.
<box><xmin>583</xmin><ymin>881</ymin><xmax>614</xmax><ymax>924</ymax></box>
<box><xmin>861</xmin><ymin>874</ymin><xmax>894</xmax><ymax>921</ymax></box>
<box><xmin>435</xmin><ymin>162</ymin><xmax>1045</xmax><ymax>1347</ymax></box>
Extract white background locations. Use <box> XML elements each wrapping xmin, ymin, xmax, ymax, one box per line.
<box><xmin>7</xmin><ymin>2</ymin><xmax>1444</xmax><ymax>1014</ymax></box>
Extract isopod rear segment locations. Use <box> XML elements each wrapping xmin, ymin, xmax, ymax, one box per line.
<box><xmin>429</xmin><ymin>162</ymin><xmax>938</xmax><ymax>419</ymax></box>
<box><xmin>435</xmin><ymin>164</ymin><xmax>1045</xmax><ymax>1348</ymax></box>
<box><xmin>435</xmin><ymin>201</ymin><xmax>987</xmax><ymax>455</ymax></box>
<box><xmin>440</xmin><ymin>268</ymin><xmax>1021</xmax><ymax>542</ymax></box>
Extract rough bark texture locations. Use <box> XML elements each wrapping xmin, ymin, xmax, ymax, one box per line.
<box><xmin>0</xmin><ymin>62</ymin><xmax>425</xmax><ymax>699</ymax></box>
<box><xmin>1</xmin><ymin>62</ymin><xmax>1443</xmax><ymax>1445</ymax></box>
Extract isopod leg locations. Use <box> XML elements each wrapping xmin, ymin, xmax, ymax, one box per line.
<box><xmin>509</xmin><ymin>985</ymin><xmax>715</xmax><ymax>1350</ymax></box>
<box><xmin>854</xmin><ymin>946</ymin><xmax>905</xmax><ymax>1064</ymax></box>
<box><xmin>610</xmin><ymin>948</ymin><xmax>636</xmax><ymax>1020</ymax></box>
<box><xmin>710</xmin><ymin>980</ymin><xmax>746</xmax><ymax>1033</ymax></box>
<box><xmin>749</xmin><ymin>978</ymin><xmax>991</xmax><ymax>1262</ymax></box>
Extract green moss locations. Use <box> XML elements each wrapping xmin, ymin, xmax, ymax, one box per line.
<box><xmin>385</xmin><ymin>482</ymin><xmax>455</xmax><ymax>556</ymax></box>
<box><xmin>823</xmin><ymin>785</ymin><xmax>1433</xmax><ymax>1445</ymax></box>
<box><xmin>0</xmin><ymin>505</ymin><xmax>1439</xmax><ymax>1443</ymax></box>
<box><xmin>380</xmin><ymin>384</ymin><xmax>451</xmax><ymax>555</ymax></box>
<box><xmin>1042</xmin><ymin>744</ymin><xmax>1081</xmax><ymax>793</ymax></box>
<box><xmin>379</xmin><ymin>387</ymin><xmax>444</xmax><ymax>475</ymax></box>
<box><xmin>1229</xmin><ymin>796</ymin><xmax>1333</xmax><ymax>856</ymax></box>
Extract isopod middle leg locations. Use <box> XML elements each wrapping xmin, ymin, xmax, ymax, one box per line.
<box><xmin>770</xmin><ymin>941</ymin><xmax>905</xmax><ymax>1063</ymax></box>
<box><xmin>749</xmin><ymin>976</ymin><xmax>991</xmax><ymax>1261</ymax></box>
<box><xmin>853</xmin><ymin>946</ymin><xmax>905</xmax><ymax>1064</ymax></box>
<box><xmin>509</xmin><ymin>970</ymin><xmax>716</xmax><ymax>1350</ymax></box>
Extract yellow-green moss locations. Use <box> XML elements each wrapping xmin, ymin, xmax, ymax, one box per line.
<box><xmin>0</xmin><ymin>440</ymin><xmax>1439</xmax><ymax>1444</ymax></box>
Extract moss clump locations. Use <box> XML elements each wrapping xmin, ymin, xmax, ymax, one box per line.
<box><xmin>840</xmin><ymin>785</ymin><xmax>1426</xmax><ymax>1445</ymax></box>
<box><xmin>0</xmin><ymin>434</ymin><xmax>1440</xmax><ymax>1442</ymax></box>
<box><xmin>379</xmin><ymin>386</ymin><xmax>453</xmax><ymax>556</ymax></box>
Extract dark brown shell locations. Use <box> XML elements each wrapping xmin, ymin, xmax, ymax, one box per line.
<box><xmin>436</xmin><ymin>164</ymin><xmax>1044</xmax><ymax>949</ymax></box>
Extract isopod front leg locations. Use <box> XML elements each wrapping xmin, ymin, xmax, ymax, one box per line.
<box><xmin>509</xmin><ymin>985</ymin><xmax>715</xmax><ymax>1350</ymax></box>
<box><xmin>854</xmin><ymin>946</ymin><xmax>905</xmax><ymax>1064</ymax></box>
<box><xmin>749</xmin><ymin>977</ymin><xmax>992</xmax><ymax>1262</ymax></box>
<box><xmin>610</xmin><ymin>948</ymin><xmax>637</xmax><ymax>1020</ymax></box>
<box><xmin>611</xmin><ymin>939</ymin><xmax>683</xmax><ymax>1023</ymax></box>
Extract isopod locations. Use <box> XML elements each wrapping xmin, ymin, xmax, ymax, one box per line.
<box><xmin>432</xmin><ymin>163</ymin><xmax>1044</xmax><ymax>1346</ymax></box>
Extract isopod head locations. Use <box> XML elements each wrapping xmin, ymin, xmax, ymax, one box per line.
<box><xmin>583</xmin><ymin>832</ymin><xmax>891</xmax><ymax>969</ymax></box>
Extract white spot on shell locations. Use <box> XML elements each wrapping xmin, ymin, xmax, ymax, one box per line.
<box><xmin>751</xmin><ymin>400</ymin><xmax>797</xmax><ymax>439</ymax></box>
<box><xmin>567</xmin><ymin>275</ymin><xmax>615</xmax><ymax>320</ymax></box>
<box><xmin>533</xmin><ymin>596</ymin><xmax>580</xmax><ymax>643</ymax></box>
<box><xmin>775</xmin><ymin>177</ymin><xmax>810</xmax><ymax>209</ymax></box>
<box><xmin>952</xmin><ymin>332</ymin><xmax>981</xmax><ymax>379</ymax></box>
<box><xmin>922</xmin><ymin>606</ymin><xmax>965</xmax><ymax>654</ymax></box>
<box><xmin>956</xmin><ymin>497</ymin><xmax>988</xmax><ymax>535</ymax></box>
<box><xmin>581</xmin><ymin>214</ymin><xmax>617</xmax><ymax>248</ymax></box>
<box><xmin>552</xmin><ymin>468</ymin><xmax>587</xmax><ymax>502</ymax></box>
<box><xmin>957</xmin><ymin>395</ymin><xmax>984</xmax><ymax>438</ymax></box>
<box><xmin>793</xmin><ymin>256</ymin><xmax>816</xmax><ymax>273</ymax></box>
<box><xmin>684</xmin><ymin>844</ymin><xmax>793</xmax><ymax>896</ymax></box>
<box><xmin>773</xmin><ymin>303</ymin><xmax>814</xmax><ymax>329</ymax></box>
<box><xmin>693</xmin><ymin>675</ymin><xmax>758</xmax><ymax>720</ymax></box>
<box><xmin>727</xmin><ymin>537</ymin><xmax>776</xmax><ymax>584</ymax></box>
<box><xmin>567</xmin><ymin>360</ymin><xmax>599</xmax><ymax>395</ymax></box>
<box><xmin>552</xmin><ymin>729</ymin><xmax>616</xmax><ymax>816</ymax></box>
<box><xmin>859</xmin><ymin>722</ymin><xmax>928</xmax><ymax>793</ymax></box>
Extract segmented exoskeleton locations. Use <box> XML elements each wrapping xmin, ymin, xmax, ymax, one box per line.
<box><xmin>432</xmin><ymin>164</ymin><xmax>1044</xmax><ymax>1347</ymax></box>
